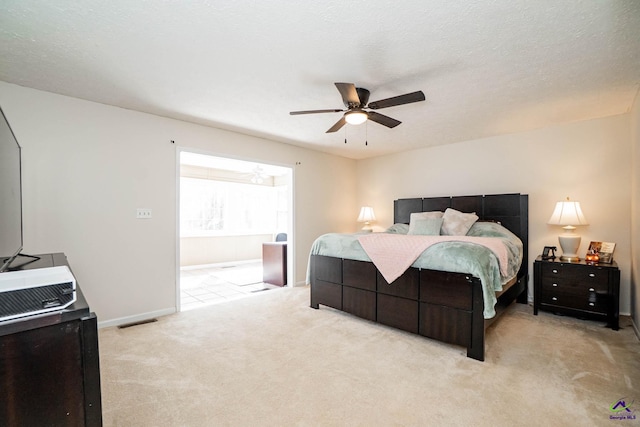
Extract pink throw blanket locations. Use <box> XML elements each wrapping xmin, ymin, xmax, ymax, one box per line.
<box><xmin>357</xmin><ymin>234</ymin><xmax>510</xmax><ymax>284</ymax></box>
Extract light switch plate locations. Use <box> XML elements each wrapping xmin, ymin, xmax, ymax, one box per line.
<box><xmin>136</xmin><ymin>208</ymin><xmax>152</xmax><ymax>219</ymax></box>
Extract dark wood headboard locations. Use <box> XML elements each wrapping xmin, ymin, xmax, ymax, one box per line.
<box><xmin>394</xmin><ymin>193</ymin><xmax>529</xmax><ymax>279</ymax></box>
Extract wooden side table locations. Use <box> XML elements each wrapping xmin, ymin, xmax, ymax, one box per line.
<box><xmin>533</xmin><ymin>256</ymin><xmax>619</xmax><ymax>330</ymax></box>
<box><xmin>262</xmin><ymin>242</ymin><xmax>287</xmax><ymax>286</ymax></box>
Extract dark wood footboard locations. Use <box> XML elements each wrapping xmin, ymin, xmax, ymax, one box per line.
<box><xmin>310</xmin><ymin>254</ymin><xmax>526</xmax><ymax>361</ymax></box>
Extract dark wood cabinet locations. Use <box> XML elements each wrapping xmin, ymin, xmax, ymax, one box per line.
<box><xmin>262</xmin><ymin>242</ymin><xmax>287</xmax><ymax>286</ymax></box>
<box><xmin>533</xmin><ymin>256</ymin><xmax>619</xmax><ymax>330</ymax></box>
<box><xmin>0</xmin><ymin>253</ymin><xmax>102</xmax><ymax>426</ymax></box>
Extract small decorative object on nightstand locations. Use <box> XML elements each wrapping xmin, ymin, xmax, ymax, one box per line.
<box><xmin>584</xmin><ymin>250</ymin><xmax>599</xmax><ymax>264</ymax></box>
<box><xmin>587</xmin><ymin>241</ymin><xmax>616</xmax><ymax>264</ymax></box>
<box><xmin>533</xmin><ymin>256</ymin><xmax>619</xmax><ymax>330</ymax></box>
<box><xmin>541</xmin><ymin>246</ymin><xmax>557</xmax><ymax>260</ymax></box>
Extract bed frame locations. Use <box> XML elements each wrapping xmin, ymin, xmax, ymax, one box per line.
<box><xmin>309</xmin><ymin>193</ymin><xmax>528</xmax><ymax>361</ymax></box>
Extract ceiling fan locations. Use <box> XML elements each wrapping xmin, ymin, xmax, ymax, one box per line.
<box><xmin>290</xmin><ymin>82</ymin><xmax>425</xmax><ymax>133</ymax></box>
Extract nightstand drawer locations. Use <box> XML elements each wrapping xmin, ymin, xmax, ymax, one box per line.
<box><xmin>540</xmin><ymin>263</ymin><xmax>609</xmax><ymax>286</ymax></box>
<box><xmin>539</xmin><ymin>283</ymin><xmax>609</xmax><ymax>313</ymax></box>
<box><xmin>540</xmin><ymin>278</ymin><xmax>608</xmax><ymax>298</ymax></box>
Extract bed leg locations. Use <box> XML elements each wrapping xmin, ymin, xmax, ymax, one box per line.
<box><xmin>516</xmin><ymin>275</ymin><xmax>528</xmax><ymax>304</ymax></box>
<box><xmin>467</xmin><ymin>335</ymin><xmax>485</xmax><ymax>361</ymax></box>
<box><xmin>310</xmin><ymin>280</ymin><xmax>319</xmax><ymax>309</ymax></box>
<box><xmin>467</xmin><ymin>281</ymin><xmax>485</xmax><ymax>361</ymax></box>
<box><xmin>309</xmin><ymin>258</ymin><xmax>318</xmax><ymax>309</ymax></box>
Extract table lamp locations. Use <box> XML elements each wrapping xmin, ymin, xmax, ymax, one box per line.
<box><xmin>547</xmin><ymin>197</ymin><xmax>589</xmax><ymax>261</ymax></box>
<box><xmin>357</xmin><ymin>206</ymin><xmax>376</xmax><ymax>231</ymax></box>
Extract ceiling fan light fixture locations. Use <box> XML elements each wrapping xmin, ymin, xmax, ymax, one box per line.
<box><xmin>345</xmin><ymin>110</ymin><xmax>368</xmax><ymax>125</ymax></box>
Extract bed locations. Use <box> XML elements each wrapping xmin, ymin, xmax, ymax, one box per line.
<box><xmin>308</xmin><ymin>193</ymin><xmax>528</xmax><ymax>361</ymax></box>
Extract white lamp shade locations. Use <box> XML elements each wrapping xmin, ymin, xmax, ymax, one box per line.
<box><xmin>547</xmin><ymin>200</ymin><xmax>588</xmax><ymax>226</ymax></box>
<box><xmin>357</xmin><ymin>206</ymin><xmax>376</xmax><ymax>222</ymax></box>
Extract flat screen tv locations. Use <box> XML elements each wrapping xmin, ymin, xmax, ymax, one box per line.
<box><xmin>0</xmin><ymin>106</ymin><xmax>36</xmax><ymax>272</ymax></box>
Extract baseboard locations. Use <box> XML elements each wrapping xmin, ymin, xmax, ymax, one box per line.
<box><xmin>98</xmin><ymin>307</ymin><xmax>176</xmax><ymax>329</ymax></box>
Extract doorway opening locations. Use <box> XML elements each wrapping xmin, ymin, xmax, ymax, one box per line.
<box><xmin>177</xmin><ymin>150</ymin><xmax>293</xmax><ymax>312</ymax></box>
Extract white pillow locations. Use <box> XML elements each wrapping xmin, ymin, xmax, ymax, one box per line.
<box><xmin>441</xmin><ymin>208</ymin><xmax>478</xmax><ymax>235</ymax></box>
<box><xmin>409</xmin><ymin>211</ymin><xmax>443</xmax><ymax>222</ymax></box>
<box><xmin>408</xmin><ymin>217</ymin><xmax>444</xmax><ymax>235</ymax></box>
<box><xmin>408</xmin><ymin>211</ymin><xmax>443</xmax><ymax>235</ymax></box>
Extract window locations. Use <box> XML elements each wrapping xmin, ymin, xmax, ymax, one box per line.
<box><xmin>180</xmin><ymin>177</ymin><xmax>284</xmax><ymax>236</ymax></box>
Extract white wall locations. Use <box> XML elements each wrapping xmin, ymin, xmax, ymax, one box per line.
<box><xmin>357</xmin><ymin>114</ymin><xmax>633</xmax><ymax>314</ymax></box>
<box><xmin>0</xmin><ymin>82</ymin><xmax>357</xmax><ymax>326</ymax></box>
<box><xmin>631</xmin><ymin>89</ymin><xmax>639</xmax><ymax>333</ymax></box>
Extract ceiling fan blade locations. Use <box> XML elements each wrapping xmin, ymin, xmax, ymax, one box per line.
<box><xmin>366</xmin><ymin>111</ymin><xmax>401</xmax><ymax>128</ymax></box>
<box><xmin>334</xmin><ymin>82</ymin><xmax>361</xmax><ymax>107</ymax></box>
<box><xmin>326</xmin><ymin>116</ymin><xmax>347</xmax><ymax>133</ymax></box>
<box><xmin>367</xmin><ymin>91</ymin><xmax>425</xmax><ymax>110</ymax></box>
<box><xmin>290</xmin><ymin>109</ymin><xmax>344</xmax><ymax>115</ymax></box>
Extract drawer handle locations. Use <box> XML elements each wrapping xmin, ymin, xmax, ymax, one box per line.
<box><xmin>552</xmin><ymin>297</ymin><xmax>558</xmax><ymax>301</ymax></box>
<box><xmin>589</xmin><ymin>287</ymin><xmax>595</xmax><ymax>292</ymax></box>
<box><xmin>552</xmin><ymin>269</ymin><xmax>558</xmax><ymax>274</ymax></box>
<box><xmin>589</xmin><ymin>273</ymin><xmax>595</xmax><ymax>278</ymax></box>
<box><xmin>552</xmin><ymin>283</ymin><xmax>558</xmax><ymax>287</ymax></box>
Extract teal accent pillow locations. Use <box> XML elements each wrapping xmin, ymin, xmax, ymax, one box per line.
<box><xmin>408</xmin><ymin>217</ymin><xmax>444</xmax><ymax>235</ymax></box>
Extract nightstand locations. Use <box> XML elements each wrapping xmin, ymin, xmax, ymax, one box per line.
<box><xmin>533</xmin><ymin>256</ymin><xmax>619</xmax><ymax>330</ymax></box>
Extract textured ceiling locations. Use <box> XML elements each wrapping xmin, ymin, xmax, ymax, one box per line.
<box><xmin>1</xmin><ymin>1</ymin><xmax>639</xmax><ymax>159</ymax></box>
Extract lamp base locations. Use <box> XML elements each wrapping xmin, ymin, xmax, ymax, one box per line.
<box><xmin>558</xmin><ymin>228</ymin><xmax>581</xmax><ymax>262</ymax></box>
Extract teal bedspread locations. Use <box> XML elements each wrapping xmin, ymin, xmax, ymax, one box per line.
<box><xmin>307</xmin><ymin>222</ymin><xmax>523</xmax><ymax>319</ymax></box>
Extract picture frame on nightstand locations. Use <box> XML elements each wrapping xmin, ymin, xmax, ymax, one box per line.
<box><xmin>541</xmin><ymin>246</ymin><xmax>557</xmax><ymax>260</ymax></box>
<box><xmin>588</xmin><ymin>241</ymin><xmax>616</xmax><ymax>263</ymax></box>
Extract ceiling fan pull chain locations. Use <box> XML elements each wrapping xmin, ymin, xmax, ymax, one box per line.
<box><xmin>344</xmin><ymin>126</ymin><xmax>347</xmax><ymax>144</ymax></box>
<box><xmin>365</xmin><ymin>121</ymin><xmax>368</xmax><ymax>146</ymax></box>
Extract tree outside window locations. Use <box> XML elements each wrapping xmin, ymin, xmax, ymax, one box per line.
<box><xmin>180</xmin><ymin>177</ymin><xmax>283</xmax><ymax>236</ymax></box>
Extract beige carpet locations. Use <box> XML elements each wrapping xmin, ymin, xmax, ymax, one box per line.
<box><xmin>99</xmin><ymin>286</ymin><xmax>640</xmax><ymax>426</ymax></box>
